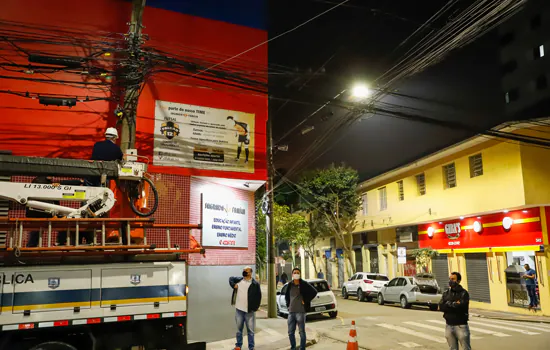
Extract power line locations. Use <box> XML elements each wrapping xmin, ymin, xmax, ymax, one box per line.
<box><xmin>186</xmin><ymin>0</ymin><xmax>351</xmax><ymax>79</ymax></box>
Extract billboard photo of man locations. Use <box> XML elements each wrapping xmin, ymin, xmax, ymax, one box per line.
<box><xmin>227</xmin><ymin>116</ymin><xmax>250</xmax><ymax>164</ymax></box>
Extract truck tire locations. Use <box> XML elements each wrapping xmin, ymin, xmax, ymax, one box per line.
<box><xmin>29</xmin><ymin>342</ymin><xmax>77</xmax><ymax>350</ymax></box>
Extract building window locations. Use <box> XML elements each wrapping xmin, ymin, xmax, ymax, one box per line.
<box><xmin>397</xmin><ymin>180</ymin><xmax>404</xmax><ymax>201</ymax></box>
<box><xmin>500</xmin><ymin>32</ymin><xmax>514</xmax><ymax>46</ymax></box>
<box><xmin>416</xmin><ymin>173</ymin><xmax>426</xmax><ymax>196</ymax></box>
<box><xmin>362</xmin><ymin>193</ymin><xmax>368</xmax><ymax>215</ymax></box>
<box><xmin>505</xmin><ymin>88</ymin><xmax>519</xmax><ymax>104</ymax></box>
<box><xmin>531</xmin><ymin>15</ymin><xmax>542</xmax><ymax>30</ymax></box>
<box><xmin>469</xmin><ymin>153</ymin><xmax>483</xmax><ymax>178</ymax></box>
<box><xmin>536</xmin><ymin>75</ymin><xmax>548</xmax><ymax>90</ymax></box>
<box><xmin>443</xmin><ymin>163</ymin><xmax>457</xmax><ymax>189</ymax></box>
<box><xmin>378</xmin><ymin>187</ymin><xmax>387</xmax><ymax>211</ymax></box>
<box><xmin>534</xmin><ymin>44</ymin><xmax>545</xmax><ymax>60</ymax></box>
<box><xmin>501</xmin><ymin>60</ymin><xmax>518</xmax><ymax>75</ymax></box>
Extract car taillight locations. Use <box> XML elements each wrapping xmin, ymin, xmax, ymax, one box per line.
<box><xmin>411</xmin><ymin>286</ymin><xmax>420</xmax><ymax>292</ymax></box>
<box><xmin>364</xmin><ymin>280</ymin><xmax>373</xmax><ymax>284</ymax></box>
<box><xmin>331</xmin><ymin>303</ymin><xmax>335</xmax><ymax>308</ymax></box>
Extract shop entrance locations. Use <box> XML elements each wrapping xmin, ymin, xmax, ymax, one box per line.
<box><xmin>465</xmin><ymin>253</ymin><xmax>491</xmax><ymax>303</ymax></box>
<box><xmin>506</xmin><ymin>251</ymin><xmax>539</xmax><ymax>308</ymax></box>
<box><xmin>432</xmin><ymin>254</ymin><xmax>449</xmax><ymax>289</ymax></box>
<box><xmin>369</xmin><ymin>248</ymin><xmax>379</xmax><ymax>273</ymax></box>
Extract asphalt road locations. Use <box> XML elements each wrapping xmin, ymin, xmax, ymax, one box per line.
<box><xmin>307</xmin><ymin>294</ymin><xmax>550</xmax><ymax>350</ymax></box>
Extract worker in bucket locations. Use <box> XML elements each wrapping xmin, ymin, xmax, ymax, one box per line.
<box><xmin>92</xmin><ymin>127</ymin><xmax>124</xmax><ymax>162</ymax></box>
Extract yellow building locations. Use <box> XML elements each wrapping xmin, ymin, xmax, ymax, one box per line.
<box><xmin>348</xmin><ymin>119</ymin><xmax>550</xmax><ymax>316</ymax></box>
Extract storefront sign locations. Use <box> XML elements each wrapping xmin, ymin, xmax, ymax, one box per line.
<box><xmin>397</xmin><ymin>247</ymin><xmax>407</xmax><ymax>264</ymax></box>
<box><xmin>418</xmin><ymin>209</ymin><xmax>543</xmax><ymax>250</ymax></box>
<box><xmin>153</xmin><ymin>100</ymin><xmax>255</xmax><ymax>173</ymax></box>
<box><xmin>202</xmin><ymin>193</ymin><xmax>249</xmax><ymax>248</ymax></box>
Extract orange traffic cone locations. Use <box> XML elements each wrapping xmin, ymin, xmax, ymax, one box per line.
<box><xmin>346</xmin><ymin>320</ymin><xmax>358</xmax><ymax>350</ymax></box>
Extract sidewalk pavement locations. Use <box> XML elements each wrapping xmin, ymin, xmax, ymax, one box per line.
<box><xmin>206</xmin><ymin>312</ymin><xmax>319</xmax><ymax>350</ymax></box>
<box><xmin>470</xmin><ymin>308</ymin><xmax>550</xmax><ymax>323</ymax></box>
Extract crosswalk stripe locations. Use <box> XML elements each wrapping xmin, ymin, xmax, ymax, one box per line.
<box><xmin>398</xmin><ymin>342</ymin><xmax>422</xmax><ymax>348</ymax></box>
<box><xmin>262</xmin><ymin>328</ymin><xmax>283</xmax><ymax>337</ymax></box>
<box><xmin>476</xmin><ymin>319</ymin><xmax>550</xmax><ymax>332</ymax></box>
<box><xmin>468</xmin><ymin>320</ymin><xmax>540</xmax><ymax>335</ymax></box>
<box><xmin>426</xmin><ymin>320</ymin><xmax>510</xmax><ymax>337</ymax></box>
<box><xmin>403</xmin><ymin>321</ymin><xmax>483</xmax><ymax>340</ymax></box>
<box><xmin>376</xmin><ymin>323</ymin><xmax>447</xmax><ymax>344</ymax></box>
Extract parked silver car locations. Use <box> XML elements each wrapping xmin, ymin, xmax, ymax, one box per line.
<box><xmin>377</xmin><ymin>274</ymin><xmax>442</xmax><ymax>310</ymax></box>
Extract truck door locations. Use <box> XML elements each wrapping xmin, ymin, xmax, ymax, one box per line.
<box><xmin>100</xmin><ymin>266</ymin><xmax>169</xmax><ymax>308</ymax></box>
<box><xmin>12</xmin><ymin>270</ymin><xmax>93</xmax><ymax>314</ymax></box>
<box><xmin>0</xmin><ymin>273</ymin><xmax>3</xmax><ymax>316</ymax></box>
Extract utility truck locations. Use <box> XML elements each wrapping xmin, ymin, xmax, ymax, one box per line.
<box><xmin>0</xmin><ymin>153</ymin><xmax>205</xmax><ymax>350</ymax></box>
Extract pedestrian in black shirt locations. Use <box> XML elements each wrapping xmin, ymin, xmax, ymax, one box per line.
<box><xmin>439</xmin><ymin>272</ymin><xmax>471</xmax><ymax>350</ymax></box>
<box><xmin>284</xmin><ymin>268</ymin><xmax>317</xmax><ymax>350</ymax></box>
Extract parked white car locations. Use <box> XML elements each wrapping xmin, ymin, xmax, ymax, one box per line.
<box><xmin>276</xmin><ymin>279</ymin><xmax>338</xmax><ymax>318</ymax></box>
<box><xmin>377</xmin><ymin>274</ymin><xmax>442</xmax><ymax>310</ymax></box>
<box><xmin>342</xmin><ymin>272</ymin><xmax>389</xmax><ymax>302</ymax></box>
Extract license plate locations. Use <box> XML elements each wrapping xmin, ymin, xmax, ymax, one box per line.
<box><xmin>315</xmin><ymin>306</ymin><xmax>326</xmax><ymax>312</ymax></box>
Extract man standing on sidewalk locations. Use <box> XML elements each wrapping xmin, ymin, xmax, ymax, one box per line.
<box><xmin>229</xmin><ymin>266</ymin><xmax>262</xmax><ymax>350</ymax></box>
<box><xmin>439</xmin><ymin>272</ymin><xmax>471</xmax><ymax>350</ymax></box>
<box><xmin>523</xmin><ymin>264</ymin><xmax>538</xmax><ymax>310</ymax></box>
<box><xmin>285</xmin><ymin>267</ymin><xmax>318</xmax><ymax>350</ymax></box>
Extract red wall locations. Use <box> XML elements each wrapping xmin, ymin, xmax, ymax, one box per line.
<box><xmin>0</xmin><ymin>0</ymin><xmax>267</xmax><ymax>181</ymax></box>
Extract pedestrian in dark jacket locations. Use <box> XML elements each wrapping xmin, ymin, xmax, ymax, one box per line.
<box><xmin>229</xmin><ymin>266</ymin><xmax>262</xmax><ymax>350</ymax></box>
<box><xmin>281</xmin><ymin>271</ymin><xmax>288</xmax><ymax>285</ymax></box>
<box><xmin>284</xmin><ymin>267</ymin><xmax>318</xmax><ymax>350</ymax></box>
<box><xmin>439</xmin><ymin>272</ymin><xmax>471</xmax><ymax>350</ymax></box>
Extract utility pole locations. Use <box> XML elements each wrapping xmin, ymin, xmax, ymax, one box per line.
<box><xmin>266</xmin><ymin>115</ymin><xmax>277</xmax><ymax>318</ymax></box>
<box><xmin>120</xmin><ymin>0</ymin><xmax>147</xmax><ymax>152</ymax></box>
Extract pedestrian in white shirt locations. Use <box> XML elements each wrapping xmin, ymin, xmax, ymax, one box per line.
<box><xmin>229</xmin><ymin>266</ymin><xmax>262</xmax><ymax>350</ymax></box>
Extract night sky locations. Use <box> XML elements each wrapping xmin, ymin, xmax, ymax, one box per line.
<box><xmin>268</xmin><ymin>0</ymin><xmax>509</xmax><ymax>180</ymax></box>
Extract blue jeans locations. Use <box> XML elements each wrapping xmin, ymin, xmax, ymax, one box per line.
<box><xmin>445</xmin><ymin>324</ymin><xmax>471</xmax><ymax>350</ymax></box>
<box><xmin>288</xmin><ymin>312</ymin><xmax>306</xmax><ymax>350</ymax></box>
<box><xmin>527</xmin><ymin>285</ymin><xmax>538</xmax><ymax>307</ymax></box>
<box><xmin>235</xmin><ymin>309</ymin><xmax>255</xmax><ymax>349</ymax></box>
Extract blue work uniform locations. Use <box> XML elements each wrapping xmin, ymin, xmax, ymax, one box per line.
<box><xmin>91</xmin><ymin>140</ymin><xmax>123</xmax><ymax>161</ymax></box>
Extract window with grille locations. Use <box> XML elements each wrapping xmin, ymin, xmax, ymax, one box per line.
<box><xmin>397</xmin><ymin>180</ymin><xmax>404</xmax><ymax>201</ymax></box>
<box><xmin>378</xmin><ymin>187</ymin><xmax>387</xmax><ymax>211</ymax></box>
<box><xmin>416</xmin><ymin>173</ymin><xmax>426</xmax><ymax>196</ymax></box>
<box><xmin>469</xmin><ymin>154</ymin><xmax>483</xmax><ymax>178</ymax></box>
<box><xmin>443</xmin><ymin>163</ymin><xmax>457</xmax><ymax>188</ymax></box>
<box><xmin>362</xmin><ymin>193</ymin><xmax>368</xmax><ymax>215</ymax></box>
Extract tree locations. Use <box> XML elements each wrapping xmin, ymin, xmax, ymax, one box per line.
<box><xmin>298</xmin><ymin>164</ymin><xmax>361</xmax><ymax>276</ymax></box>
<box><xmin>256</xmin><ymin>201</ymin><xmax>310</xmax><ymax>269</ymax></box>
<box><xmin>297</xmin><ymin>211</ymin><xmax>331</xmax><ymax>274</ymax></box>
<box><xmin>411</xmin><ymin>248</ymin><xmax>439</xmax><ymax>273</ymax></box>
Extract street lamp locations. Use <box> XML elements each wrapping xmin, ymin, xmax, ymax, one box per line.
<box><xmin>351</xmin><ymin>84</ymin><xmax>371</xmax><ymax>98</ymax></box>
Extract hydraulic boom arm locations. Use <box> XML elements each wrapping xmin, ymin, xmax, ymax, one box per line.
<box><xmin>0</xmin><ymin>182</ymin><xmax>115</xmax><ymax>218</ymax></box>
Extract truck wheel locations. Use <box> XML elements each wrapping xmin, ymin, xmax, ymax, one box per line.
<box><xmin>329</xmin><ymin>311</ymin><xmax>338</xmax><ymax>318</ymax></box>
<box><xmin>29</xmin><ymin>342</ymin><xmax>77</xmax><ymax>350</ymax></box>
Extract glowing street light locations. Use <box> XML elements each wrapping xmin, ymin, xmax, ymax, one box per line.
<box><xmin>351</xmin><ymin>84</ymin><xmax>371</xmax><ymax>98</ymax></box>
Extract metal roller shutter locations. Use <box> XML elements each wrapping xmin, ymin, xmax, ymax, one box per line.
<box><xmin>354</xmin><ymin>248</ymin><xmax>363</xmax><ymax>273</ymax></box>
<box><xmin>432</xmin><ymin>255</ymin><xmax>449</xmax><ymax>289</ymax></box>
<box><xmin>465</xmin><ymin>253</ymin><xmax>491</xmax><ymax>303</ymax></box>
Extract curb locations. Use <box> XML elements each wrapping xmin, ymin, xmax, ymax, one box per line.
<box><xmin>317</xmin><ymin>331</ymin><xmax>371</xmax><ymax>350</ymax></box>
<box><xmin>471</xmin><ymin>312</ymin><xmax>550</xmax><ymax>324</ymax></box>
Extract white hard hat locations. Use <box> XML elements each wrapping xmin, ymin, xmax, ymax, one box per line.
<box><xmin>105</xmin><ymin>127</ymin><xmax>118</xmax><ymax>138</ymax></box>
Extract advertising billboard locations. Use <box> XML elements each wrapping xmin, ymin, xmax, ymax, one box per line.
<box><xmin>154</xmin><ymin>100</ymin><xmax>255</xmax><ymax>173</ymax></box>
